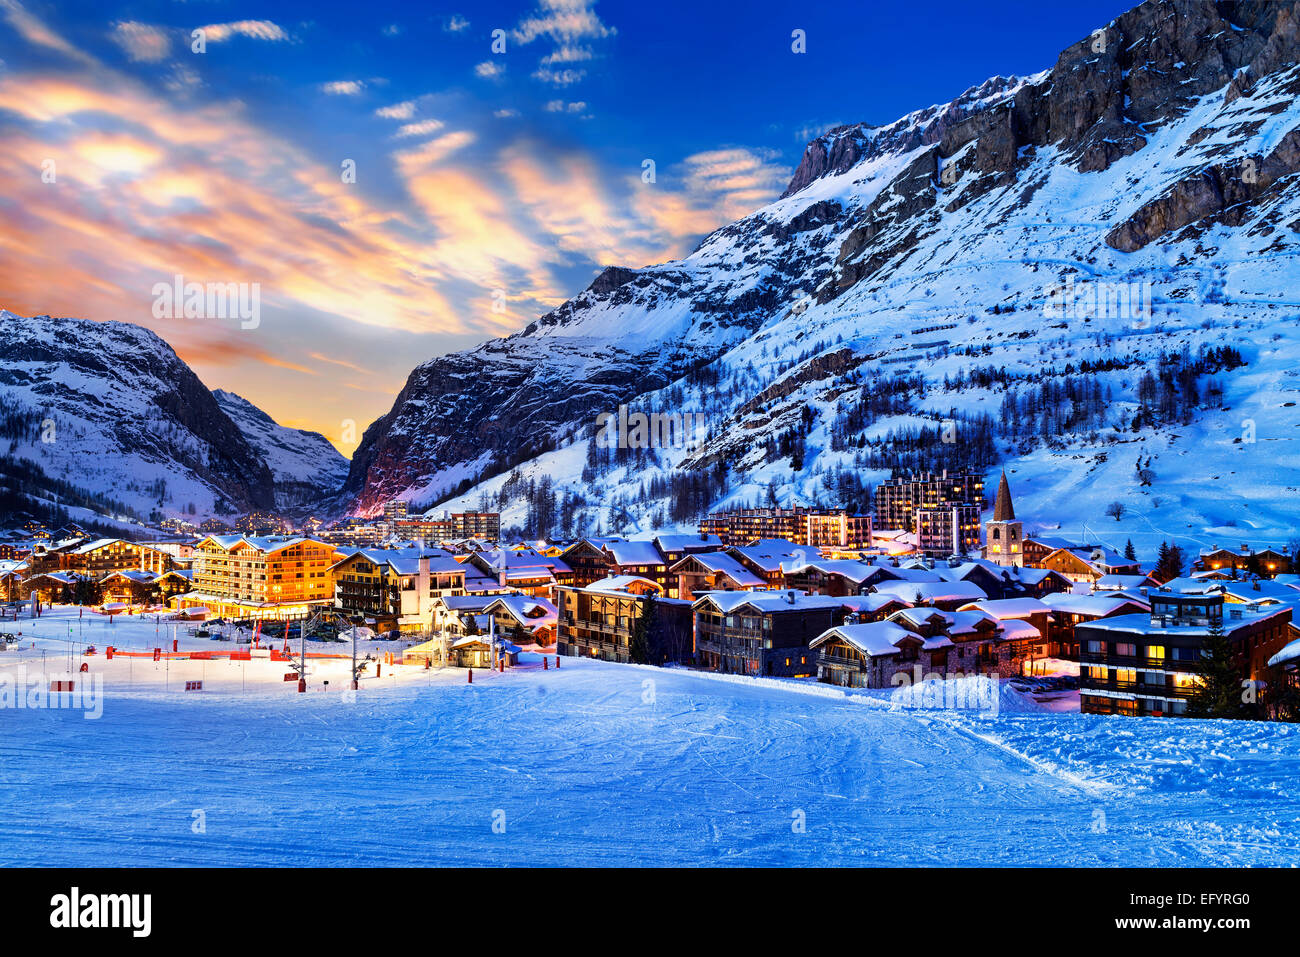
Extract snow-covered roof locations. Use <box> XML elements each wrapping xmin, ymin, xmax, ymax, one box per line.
<box><xmin>1095</xmin><ymin>574</ymin><xmax>1154</xmax><ymax>589</ymax></box>
<box><xmin>98</xmin><ymin>569</ymin><xmax>156</xmax><ymax>584</ymax></box>
<box><xmin>1082</xmin><ymin>606</ymin><xmax>1290</xmax><ymax>637</ymax></box>
<box><xmin>872</xmin><ymin>580</ymin><xmax>987</xmax><ymax>604</ymax></box>
<box><xmin>882</xmin><ymin>566</ymin><xmax>944</xmax><ymax>584</ymax></box>
<box><xmin>1218</xmin><ymin>581</ymin><xmax>1300</xmax><ymax>605</ymax></box>
<box><xmin>694</xmin><ymin>590</ymin><xmax>852</xmax><ymax>615</ymax></box>
<box><xmin>654</xmin><ymin>533</ymin><xmax>723</xmax><ymax>553</ymax></box>
<box><xmin>810</xmin><ymin>621</ymin><xmax>916</xmax><ymax>657</ymax></box>
<box><xmin>1151</xmin><ymin>578</ymin><xmax>1226</xmax><ymax>596</ymax></box>
<box><xmin>728</xmin><ymin>540</ymin><xmax>807</xmax><ymax>572</ymax></box>
<box><xmin>781</xmin><ymin>558</ymin><xmax>883</xmax><ymax>583</ymax></box>
<box><xmin>958</xmin><ymin>597</ymin><xmax>1047</xmax><ymax>619</ymax></box>
<box><xmin>603</xmin><ymin>540</ymin><xmax>666</xmax><ymax>567</ymax></box>
<box><xmin>485</xmin><ymin>594</ymin><xmax>558</xmax><ymax>630</ymax></box>
<box><xmin>1042</xmin><ymin>593</ymin><xmax>1149</xmax><ymax>616</ymax></box>
<box><xmin>1268</xmin><ymin>637</ymin><xmax>1300</xmax><ymax>668</ymax></box>
<box><xmin>997</xmin><ymin>619</ymin><xmax>1042</xmax><ymax>642</ymax></box>
<box><xmin>436</xmin><ymin>594</ymin><xmax>498</xmax><ymax>612</ymax></box>
<box><xmin>583</xmin><ymin>575</ymin><xmax>662</xmax><ymax>597</ymax></box>
<box><xmin>669</xmin><ymin>551</ymin><xmax>765</xmax><ymax>587</ymax></box>
<box><xmin>71</xmin><ymin>537</ymin><xmax>123</xmax><ymax>554</ymax></box>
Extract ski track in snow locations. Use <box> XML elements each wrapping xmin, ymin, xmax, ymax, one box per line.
<box><xmin>2</xmin><ymin>652</ymin><xmax>1299</xmax><ymax>867</ymax></box>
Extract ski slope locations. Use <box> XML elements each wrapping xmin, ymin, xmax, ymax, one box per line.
<box><xmin>2</xmin><ymin>610</ymin><xmax>1299</xmax><ymax>866</ymax></box>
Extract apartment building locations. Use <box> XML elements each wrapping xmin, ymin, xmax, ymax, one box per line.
<box><xmin>692</xmin><ymin>590</ymin><xmax>864</xmax><ymax>677</ymax></box>
<box><xmin>332</xmin><ymin>548</ymin><xmax>467</xmax><ymax>633</ymax></box>
<box><xmin>915</xmin><ymin>504</ymin><xmax>982</xmax><ymax>557</ymax></box>
<box><xmin>873</xmin><ymin>470</ymin><xmax>984</xmax><ymax>533</ymax></box>
<box><xmin>174</xmin><ymin>535</ymin><xmax>343</xmax><ymax>620</ymax></box>
<box><xmin>699</xmin><ymin>507</ymin><xmax>871</xmax><ymax>549</ymax></box>
<box><xmin>1077</xmin><ymin>579</ymin><xmax>1293</xmax><ymax>717</ymax></box>
<box><xmin>556</xmin><ymin>576</ymin><xmax>693</xmax><ymax>664</ymax></box>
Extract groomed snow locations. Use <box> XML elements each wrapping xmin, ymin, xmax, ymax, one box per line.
<box><xmin>2</xmin><ymin>607</ymin><xmax>1299</xmax><ymax>866</ymax></box>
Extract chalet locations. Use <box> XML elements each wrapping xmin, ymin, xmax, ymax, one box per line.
<box><xmin>870</xmin><ymin>579</ymin><xmax>988</xmax><ymax>611</ymax></box>
<box><xmin>1020</xmin><ymin>535</ymin><xmax>1081</xmax><ymax>568</ymax></box>
<box><xmin>888</xmin><ymin>606</ymin><xmax>1025</xmax><ymax>678</ymax></box>
<box><xmin>558</xmin><ymin>539</ymin><xmax>613</xmax><ymax>588</ymax></box>
<box><xmin>726</xmin><ymin>539</ymin><xmax>809</xmax><ymax>589</ymax></box>
<box><xmin>1038</xmin><ymin>592</ymin><xmax>1151</xmax><ymax>658</ymax></box>
<box><xmin>332</xmin><ymin>549</ymin><xmax>467</xmax><ymax>633</ymax></box>
<box><xmin>22</xmin><ymin>571</ymin><xmax>88</xmax><ymax>605</ymax></box>
<box><xmin>653</xmin><ymin>533</ymin><xmax>724</xmax><ymax>568</ymax></box>
<box><xmin>692</xmin><ymin>590</ymin><xmax>860</xmax><ymax>677</ymax></box>
<box><xmin>811</xmin><ymin>621</ymin><xmax>933</xmax><ymax>688</ymax></box>
<box><xmin>1195</xmin><ymin>544</ymin><xmax>1294</xmax><ymax>579</ymax></box>
<box><xmin>911</xmin><ymin>557</ymin><xmax>1070</xmax><ymax>601</ymax></box>
<box><xmin>98</xmin><ymin>569</ymin><xmax>193</xmax><ymax>608</ymax></box>
<box><xmin>1039</xmin><ymin>546</ymin><xmax>1141</xmax><ymax>584</ymax></box>
<box><xmin>958</xmin><ymin>598</ymin><xmax>1053</xmax><ymax>648</ymax></box>
<box><xmin>556</xmin><ymin>576</ymin><xmax>693</xmax><ymax>664</ymax></box>
<box><xmin>780</xmin><ymin>558</ymin><xmax>897</xmax><ymax>597</ymax></box>
<box><xmin>1077</xmin><ymin>579</ymin><xmax>1293</xmax><ymax>717</ymax></box>
<box><xmin>465</xmin><ymin>548</ymin><xmax>572</xmax><ymax>596</ymax></box>
<box><xmin>482</xmin><ymin>594</ymin><xmax>558</xmax><ymax>646</ymax></box>
<box><xmin>601</xmin><ymin>541</ymin><xmax>672</xmax><ymax>595</ymax></box>
<box><xmin>0</xmin><ymin>561</ymin><xmax>25</xmax><ymax>603</ymax></box>
<box><xmin>27</xmin><ymin>537</ymin><xmax>175</xmax><ymax>579</ymax></box>
<box><xmin>1267</xmin><ymin>634</ymin><xmax>1300</xmax><ymax>702</ymax></box>
<box><xmin>430</xmin><ymin>594</ymin><xmax>500</xmax><ymax>635</ymax></box>
<box><xmin>669</xmin><ymin>551</ymin><xmax>766</xmax><ymax>602</ymax></box>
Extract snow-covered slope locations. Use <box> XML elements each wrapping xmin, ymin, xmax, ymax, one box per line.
<box><xmin>213</xmin><ymin>390</ymin><xmax>349</xmax><ymax>511</ymax></box>
<box><xmin>348</xmin><ymin>0</ymin><xmax>1300</xmax><ymax>560</ymax></box>
<box><xmin>0</xmin><ymin>313</ymin><xmax>343</xmax><ymax>528</ymax></box>
<box><xmin>0</xmin><ymin>311</ymin><xmax>276</xmax><ymax>526</ymax></box>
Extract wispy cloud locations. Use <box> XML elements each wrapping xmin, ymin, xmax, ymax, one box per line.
<box><xmin>375</xmin><ymin>100</ymin><xmax>416</xmax><ymax>119</ymax></box>
<box><xmin>110</xmin><ymin>21</ymin><xmax>172</xmax><ymax>63</ymax></box>
<box><xmin>512</xmin><ymin>0</ymin><xmax>615</xmax><ymax>46</ymax></box>
<box><xmin>321</xmin><ymin>80</ymin><xmax>365</xmax><ymax>96</ymax></box>
<box><xmin>533</xmin><ymin>66</ymin><xmax>586</xmax><ymax>86</ymax></box>
<box><xmin>544</xmin><ymin>99</ymin><xmax>587</xmax><ymax>113</ymax></box>
<box><xmin>194</xmin><ymin>20</ymin><xmax>289</xmax><ymax>44</ymax></box>
<box><xmin>474</xmin><ymin>60</ymin><xmax>505</xmax><ymax>79</ymax></box>
<box><xmin>395</xmin><ymin>119</ymin><xmax>445</xmax><ymax>138</ymax></box>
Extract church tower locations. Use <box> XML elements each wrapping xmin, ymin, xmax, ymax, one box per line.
<box><xmin>985</xmin><ymin>471</ymin><xmax>1022</xmax><ymax>567</ymax></box>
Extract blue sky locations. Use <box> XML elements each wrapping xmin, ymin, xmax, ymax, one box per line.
<box><xmin>0</xmin><ymin>0</ymin><xmax>1136</xmax><ymax>451</ymax></box>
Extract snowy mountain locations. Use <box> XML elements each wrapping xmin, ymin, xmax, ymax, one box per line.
<box><xmin>345</xmin><ymin>0</ymin><xmax>1300</xmax><ymax>559</ymax></box>
<box><xmin>0</xmin><ymin>312</ymin><xmax>341</xmax><ymax>528</ymax></box>
<box><xmin>213</xmin><ymin>390</ymin><xmax>350</xmax><ymax>512</ymax></box>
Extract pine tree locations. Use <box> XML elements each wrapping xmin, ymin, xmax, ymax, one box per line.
<box><xmin>1124</xmin><ymin>539</ymin><xmax>1136</xmax><ymax>561</ymax></box>
<box><xmin>628</xmin><ymin>596</ymin><xmax>655</xmax><ymax>665</ymax></box>
<box><xmin>1187</xmin><ymin>616</ymin><xmax>1247</xmax><ymax>719</ymax></box>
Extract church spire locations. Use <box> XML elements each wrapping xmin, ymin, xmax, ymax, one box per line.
<box><xmin>993</xmin><ymin>471</ymin><xmax>1015</xmax><ymax>522</ymax></box>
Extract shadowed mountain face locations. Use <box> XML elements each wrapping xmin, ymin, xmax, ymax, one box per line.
<box><xmin>213</xmin><ymin>390</ymin><xmax>350</xmax><ymax>511</ymax></box>
<box><xmin>0</xmin><ymin>312</ymin><xmax>346</xmax><ymax>526</ymax></box>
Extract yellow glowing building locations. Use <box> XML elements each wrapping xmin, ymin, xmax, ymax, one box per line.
<box><xmin>171</xmin><ymin>535</ymin><xmax>343</xmax><ymax>620</ymax></box>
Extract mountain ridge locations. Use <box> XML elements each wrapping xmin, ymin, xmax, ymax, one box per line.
<box><xmin>343</xmin><ymin>0</ymin><xmax>1300</xmax><ymax>557</ymax></box>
